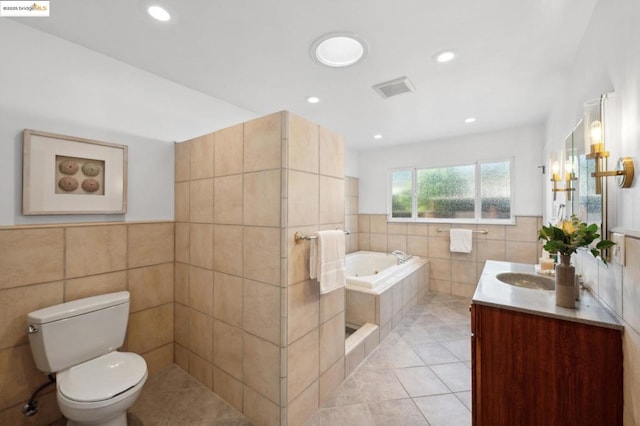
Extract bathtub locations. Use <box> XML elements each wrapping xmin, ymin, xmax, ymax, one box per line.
<box><xmin>346</xmin><ymin>251</ymin><xmax>427</xmax><ymax>295</ymax></box>
<box><xmin>345</xmin><ymin>251</ymin><xmax>429</xmax><ymax>372</ymax></box>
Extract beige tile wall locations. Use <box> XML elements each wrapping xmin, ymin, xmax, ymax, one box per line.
<box><xmin>175</xmin><ymin>111</ymin><xmax>346</xmax><ymax>426</ymax></box>
<box><xmin>0</xmin><ymin>222</ymin><xmax>175</xmax><ymax>424</ymax></box>
<box><xmin>176</xmin><ymin>114</ymin><xmax>284</xmax><ymax>424</ymax></box>
<box><xmin>285</xmin><ymin>114</ymin><xmax>345</xmax><ymax>426</ymax></box>
<box><xmin>575</xmin><ymin>235</ymin><xmax>640</xmax><ymax>425</ymax></box>
<box><xmin>357</xmin><ymin>215</ymin><xmax>542</xmax><ymax>297</ymax></box>
<box><xmin>344</xmin><ymin>177</ymin><xmax>359</xmax><ymax>253</ymax></box>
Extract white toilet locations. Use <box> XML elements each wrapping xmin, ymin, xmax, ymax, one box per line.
<box><xmin>27</xmin><ymin>291</ymin><xmax>148</xmax><ymax>426</ymax></box>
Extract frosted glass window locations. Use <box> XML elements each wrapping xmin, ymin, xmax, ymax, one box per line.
<box><xmin>389</xmin><ymin>159</ymin><xmax>513</xmax><ymax>222</ymax></box>
<box><xmin>391</xmin><ymin>170</ymin><xmax>413</xmax><ymax>218</ymax></box>
<box><xmin>480</xmin><ymin>161</ymin><xmax>511</xmax><ymax>219</ymax></box>
<box><xmin>417</xmin><ymin>165</ymin><xmax>475</xmax><ymax>218</ymax></box>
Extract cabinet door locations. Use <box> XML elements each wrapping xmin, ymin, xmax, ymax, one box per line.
<box><xmin>472</xmin><ymin>304</ymin><xmax>622</xmax><ymax>426</ymax></box>
<box><xmin>470</xmin><ymin>303</ymin><xmax>478</xmax><ymax>425</ymax></box>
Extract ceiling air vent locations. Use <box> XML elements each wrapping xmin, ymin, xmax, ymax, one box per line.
<box><xmin>372</xmin><ymin>76</ymin><xmax>415</xmax><ymax>99</ymax></box>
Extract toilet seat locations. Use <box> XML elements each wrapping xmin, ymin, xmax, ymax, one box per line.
<box><xmin>57</xmin><ymin>352</ymin><xmax>147</xmax><ymax>403</ymax></box>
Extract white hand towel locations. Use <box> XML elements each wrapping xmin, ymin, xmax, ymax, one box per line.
<box><xmin>310</xmin><ymin>230</ymin><xmax>346</xmax><ymax>294</ymax></box>
<box><xmin>450</xmin><ymin>228</ymin><xmax>473</xmax><ymax>253</ymax></box>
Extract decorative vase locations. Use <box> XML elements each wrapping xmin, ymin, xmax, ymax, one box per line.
<box><xmin>555</xmin><ymin>254</ymin><xmax>576</xmax><ymax>308</ymax></box>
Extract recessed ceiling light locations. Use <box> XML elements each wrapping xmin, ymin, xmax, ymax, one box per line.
<box><xmin>307</xmin><ymin>96</ymin><xmax>320</xmax><ymax>104</ymax></box>
<box><xmin>434</xmin><ymin>50</ymin><xmax>456</xmax><ymax>63</ymax></box>
<box><xmin>148</xmin><ymin>5</ymin><xmax>171</xmax><ymax>21</ymax></box>
<box><xmin>465</xmin><ymin>117</ymin><xmax>477</xmax><ymax>123</ymax></box>
<box><xmin>310</xmin><ymin>32</ymin><xmax>368</xmax><ymax>68</ymax></box>
<box><xmin>373</xmin><ymin>134</ymin><xmax>383</xmax><ymax>139</ymax></box>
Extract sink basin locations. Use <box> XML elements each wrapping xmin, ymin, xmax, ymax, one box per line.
<box><xmin>496</xmin><ymin>272</ymin><xmax>555</xmax><ymax>290</ymax></box>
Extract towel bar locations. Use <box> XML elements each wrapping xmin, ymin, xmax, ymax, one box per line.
<box><xmin>294</xmin><ymin>230</ymin><xmax>350</xmax><ymax>244</ymax></box>
<box><xmin>437</xmin><ymin>228</ymin><xmax>488</xmax><ymax>234</ymax></box>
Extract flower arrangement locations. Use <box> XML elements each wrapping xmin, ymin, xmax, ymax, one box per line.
<box><xmin>538</xmin><ymin>215</ymin><xmax>615</xmax><ymax>264</ymax></box>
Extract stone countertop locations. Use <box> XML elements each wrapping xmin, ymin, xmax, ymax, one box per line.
<box><xmin>472</xmin><ymin>260</ymin><xmax>623</xmax><ymax>331</ymax></box>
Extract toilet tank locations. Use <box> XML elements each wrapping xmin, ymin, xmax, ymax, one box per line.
<box><xmin>27</xmin><ymin>291</ymin><xmax>130</xmax><ymax>373</ymax></box>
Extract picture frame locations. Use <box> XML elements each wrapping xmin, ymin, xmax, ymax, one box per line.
<box><xmin>23</xmin><ymin>129</ymin><xmax>128</xmax><ymax>215</ymax></box>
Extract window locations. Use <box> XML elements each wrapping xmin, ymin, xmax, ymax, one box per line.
<box><xmin>417</xmin><ymin>165</ymin><xmax>475</xmax><ymax>219</ymax></box>
<box><xmin>479</xmin><ymin>161</ymin><xmax>511</xmax><ymax>220</ymax></box>
<box><xmin>390</xmin><ymin>160</ymin><xmax>512</xmax><ymax>222</ymax></box>
<box><xmin>391</xmin><ymin>170</ymin><xmax>413</xmax><ymax>218</ymax></box>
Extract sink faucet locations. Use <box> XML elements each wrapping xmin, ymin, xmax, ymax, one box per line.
<box><xmin>391</xmin><ymin>250</ymin><xmax>412</xmax><ymax>264</ymax></box>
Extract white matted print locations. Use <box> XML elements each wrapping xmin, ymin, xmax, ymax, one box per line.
<box><xmin>23</xmin><ymin>130</ymin><xmax>127</xmax><ymax>214</ymax></box>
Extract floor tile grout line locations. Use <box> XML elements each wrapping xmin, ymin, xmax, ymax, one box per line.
<box><xmin>452</xmin><ymin>390</ymin><xmax>473</xmax><ymax>413</ymax></box>
<box><xmin>135</xmin><ymin>297</ymin><xmax>471</xmax><ymax>426</ymax></box>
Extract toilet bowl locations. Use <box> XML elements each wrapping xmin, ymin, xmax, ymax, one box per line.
<box><xmin>57</xmin><ymin>352</ymin><xmax>147</xmax><ymax>426</ymax></box>
<box><xmin>27</xmin><ymin>292</ymin><xmax>148</xmax><ymax>426</ymax></box>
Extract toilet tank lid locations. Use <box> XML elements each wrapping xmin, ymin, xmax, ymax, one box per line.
<box><xmin>28</xmin><ymin>291</ymin><xmax>130</xmax><ymax>325</ymax></box>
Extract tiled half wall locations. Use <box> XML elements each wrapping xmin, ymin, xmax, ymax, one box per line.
<box><xmin>174</xmin><ymin>111</ymin><xmax>346</xmax><ymax>426</ymax></box>
<box><xmin>0</xmin><ymin>222</ymin><xmax>175</xmax><ymax>425</ymax></box>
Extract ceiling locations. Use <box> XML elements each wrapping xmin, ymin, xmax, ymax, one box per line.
<box><xmin>17</xmin><ymin>0</ymin><xmax>598</xmax><ymax>151</ymax></box>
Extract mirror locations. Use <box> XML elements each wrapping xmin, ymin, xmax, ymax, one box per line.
<box><xmin>563</xmin><ymin>129</ymin><xmax>576</xmax><ymax>217</ymax></box>
<box><xmin>574</xmin><ymin>120</ymin><xmax>602</xmax><ymax>225</ymax></box>
<box><xmin>564</xmin><ymin>119</ymin><xmax>606</xmax><ymax>243</ymax></box>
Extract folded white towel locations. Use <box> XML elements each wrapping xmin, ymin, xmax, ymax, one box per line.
<box><xmin>310</xmin><ymin>230</ymin><xmax>346</xmax><ymax>294</ymax></box>
<box><xmin>450</xmin><ymin>228</ymin><xmax>473</xmax><ymax>253</ymax></box>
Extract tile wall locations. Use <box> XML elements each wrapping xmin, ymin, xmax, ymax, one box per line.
<box><xmin>344</xmin><ymin>177</ymin><xmax>359</xmax><ymax>253</ymax></box>
<box><xmin>0</xmin><ymin>222</ymin><xmax>175</xmax><ymax>425</ymax></box>
<box><xmin>174</xmin><ymin>111</ymin><xmax>346</xmax><ymax>426</ymax></box>
<box><xmin>575</xmin><ymin>235</ymin><xmax>640</xmax><ymax>425</ymax></box>
<box><xmin>357</xmin><ymin>215</ymin><xmax>542</xmax><ymax>297</ymax></box>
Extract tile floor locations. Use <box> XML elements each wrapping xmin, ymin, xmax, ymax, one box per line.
<box><xmin>306</xmin><ymin>292</ymin><xmax>472</xmax><ymax>426</ymax></box>
<box><xmin>129</xmin><ymin>292</ymin><xmax>472</xmax><ymax>426</ymax></box>
<box><xmin>128</xmin><ymin>365</ymin><xmax>252</xmax><ymax>425</ymax></box>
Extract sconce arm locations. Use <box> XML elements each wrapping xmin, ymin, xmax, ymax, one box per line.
<box><xmin>592</xmin><ymin>170</ymin><xmax>628</xmax><ymax>177</ymax></box>
<box><xmin>590</xmin><ymin>156</ymin><xmax>634</xmax><ymax>191</ymax></box>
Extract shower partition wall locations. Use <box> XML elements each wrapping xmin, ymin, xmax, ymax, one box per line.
<box><xmin>174</xmin><ymin>111</ymin><xmax>346</xmax><ymax>426</ymax></box>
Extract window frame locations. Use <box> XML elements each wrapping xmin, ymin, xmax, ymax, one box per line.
<box><xmin>387</xmin><ymin>158</ymin><xmax>515</xmax><ymax>224</ymax></box>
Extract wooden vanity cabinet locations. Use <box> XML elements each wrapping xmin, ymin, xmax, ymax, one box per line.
<box><xmin>471</xmin><ymin>303</ymin><xmax>622</xmax><ymax>426</ymax></box>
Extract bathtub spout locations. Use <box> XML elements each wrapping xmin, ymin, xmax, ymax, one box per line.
<box><xmin>391</xmin><ymin>250</ymin><xmax>412</xmax><ymax>264</ymax></box>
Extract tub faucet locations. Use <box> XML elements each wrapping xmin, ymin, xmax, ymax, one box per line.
<box><xmin>391</xmin><ymin>250</ymin><xmax>412</xmax><ymax>264</ymax></box>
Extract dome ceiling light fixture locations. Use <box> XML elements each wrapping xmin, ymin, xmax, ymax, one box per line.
<box><xmin>147</xmin><ymin>5</ymin><xmax>171</xmax><ymax>21</ymax></box>
<box><xmin>307</xmin><ymin>96</ymin><xmax>320</xmax><ymax>104</ymax></box>
<box><xmin>465</xmin><ymin>117</ymin><xmax>477</xmax><ymax>123</ymax></box>
<box><xmin>310</xmin><ymin>32</ymin><xmax>368</xmax><ymax>68</ymax></box>
<box><xmin>433</xmin><ymin>50</ymin><xmax>457</xmax><ymax>63</ymax></box>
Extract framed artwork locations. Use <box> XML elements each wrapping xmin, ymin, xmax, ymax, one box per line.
<box><xmin>23</xmin><ymin>129</ymin><xmax>128</xmax><ymax>215</ymax></box>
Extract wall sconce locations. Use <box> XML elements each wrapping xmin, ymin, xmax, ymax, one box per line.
<box><xmin>584</xmin><ymin>94</ymin><xmax>635</xmax><ymax>194</ymax></box>
<box><xmin>564</xmin><ymin>159</ymin><xmax>577</xmax><ymax>201</ymax></box>
<box><xmin>550</xmin><ymin>152</ymin><xmax>576</xmax><ymax>201</ymax></box>
<box><xmin>550</xmin><ymin>156</ymin><xmax>561</xmax><ymax>201</ymax></box>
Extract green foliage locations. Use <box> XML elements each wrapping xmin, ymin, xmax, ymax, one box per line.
<box><xmin>392</xmin><ymin>189</ymin><xmax>412</xmax><ymax>217</ymax></box>
<box><xmin>393</xmin><ymin>161</ymin><xmax>511</xmax><ymax>220</ymax></box>
<box><xmin>416</xmin><ymin>166</ymin><xmax>475</xmax><ymax>217</ymax></box>
<box><xmin>417</xmin><ymin>167</ymin><xmax>473</xmax><ymax>205</ymax></box>
<box><xmin>391</xmin><ymin>170</ymin><xmax>413</xmax><ymax>218</ymax></box>
<box><xmin>538</xmin><ymin>215</ymin><xmax>615</xmax><ymax>264</ymax></box>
